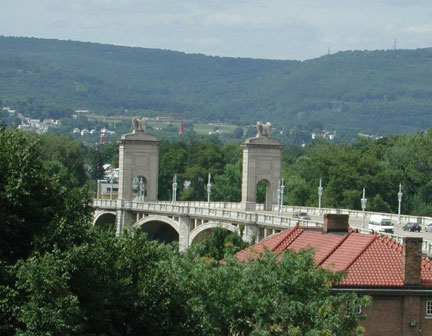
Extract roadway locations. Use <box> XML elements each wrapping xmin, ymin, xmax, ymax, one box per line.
<box><xmin>284</xmin><ymin>210</ymin><xmax>432</xmax><ymax>241</ymax></box>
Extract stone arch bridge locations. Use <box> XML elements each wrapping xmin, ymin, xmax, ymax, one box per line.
<box><xmin>93</xmin><ymin>119</ymin><xmax>432</xmax><ymax>253</ymax></box>
<box><xmin>93</xmin><ymin>199</ymin><xmax>320</xmax><ymax>251</ymax></box>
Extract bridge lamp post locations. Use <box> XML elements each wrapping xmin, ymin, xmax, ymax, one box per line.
<box><xmin>397</xmin><ymin>183</ymin><xmax>403</xmax><ymax>225</ymax></box>
<box><xmin>109</xmin><ymin>175</ymin><xmax>114</xmax><ymax>200</ymax></box>
<box><xmin>277</xmin><ymin>180</ymin><xmax>281</xmax><ymax>215</ymax></box>
<box><xmin>207</xmin><ymin>173</ymin><xmax>212</xmax><ymax>208</ymax></box>
<box><xmin>280</xmin><ymin>178</ymin><xmax>285</xmax><ymax>214</ymax></box>
<box><xmin>172</xmin><ymin>175</ymin><xmax>178</xmax><ymax>204</ymax></box>
<box><xmin>361</xmin><ymin>188</ymin><xmax>368</xmax><ymax>229</ymax></box>
<box><xmin>318</xmin><ymin>179</ymin><xmax>323</xmax><ymax>215</ymax></box>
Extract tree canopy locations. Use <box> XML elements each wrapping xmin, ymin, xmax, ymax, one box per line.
<box><xmin>0</xmin><ymin>128</ymin><xmax>370</xmax><ymax>335</ymax></box>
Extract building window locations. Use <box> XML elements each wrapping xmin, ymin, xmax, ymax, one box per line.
<box><xmin>426</xmin><ymin>301</ymin><xmax>432</xmax><ymax>316</ymax></box>
<box><xmin>345</xmin><ymin>300</ymin><xmax>362</xmax><ymax>316</ymax></box>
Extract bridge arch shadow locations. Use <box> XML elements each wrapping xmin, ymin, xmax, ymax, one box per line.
<box><xmin>133</xmin><ymin>215</ymin><xmax>179</xmax><ymax>244</ymax></box>
<box><xmin>257</xmin><ymin>178</ymin><xmax>272</xmax><ymax>211</ymax></box>
<box><xmin>93</xmin><ymin>212</ymin><xmax>116</xmax><ymax>231</ymax></box>
<box><xmin>189</xmin><ymin>222</ymin><xmax>239</xmax><ymax>245</ymax></box>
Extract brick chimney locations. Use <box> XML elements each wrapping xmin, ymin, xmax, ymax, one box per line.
<box><xmin>402</xmin><ymin>237</ymin><xmax>422</xmax><ymax>286</ymax></box>
<box><xmin>323</xmin><ymin>214</ymin><xmax>349</xmax><ymax>233</ymax></box>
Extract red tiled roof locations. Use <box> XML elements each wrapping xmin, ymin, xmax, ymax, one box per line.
<box><xmin>235</xmin><ymin>227</ymin><xmax>432</xmax><ymax>288</ymax></box>
<box><xmin>235</xmin><ymin>227</ymin><xmax>298</xmax><ymax>261</ymax></box>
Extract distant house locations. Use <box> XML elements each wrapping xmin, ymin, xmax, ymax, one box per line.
<box><xmin>80</xmin><ymin>129</ymin><xmax>90</xmax><ymax>136</ymax></box>
<box><xmin>100</xmin><ymin>128</ymin><xmax>115</xmax><ymax>135</ymax></box>
<box><xmin>2</xmin><ymin>107</ymin><xmax>16</xmax><ymax>115</ymax></box>
<box><xmin>236</xmin><ymin>215</ymin><xmax>432</xmax><ymax>336</ymax></box>
<box><xmin>29</xmin><ymin>119</ymin><xmax>41</xmax><ymax>128</ymax></box>
<box><xmin>311</xmin><ymin>130</ymin><xmax>336</xmax><ymax>141</ymax></box>
<box><xmin>358</xmin><ymin>133</ymin><xmax>383</xmax><ymax>140</ymax></box>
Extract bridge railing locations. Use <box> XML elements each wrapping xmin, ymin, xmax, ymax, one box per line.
<box><xmin>157</xmin><ymin>200</ymin><xmax>265</xmax><ymax>211</ymax></box>
<box><xmin>93</xmin><ymin>199</ymin><xmax>432</xmax><ymax>255</ymax></box>
<box><xmin>94</xmin><ymin>199</ymin><xmax>117</xmax><ymax>209</ymax></box>
<box><xmin>94</xmin><ymin>199</ymin><xmax>432</xmax><ymax>226</ymax></box>
<box><xmin>276</xmin><ymin>205</ymin><xmax>432</xmax><ymax>226</ymax></box>
<box><xmin>152</xmin><ymin>201</ymin><xmax>432</xmax><ymax>225</ymax></box>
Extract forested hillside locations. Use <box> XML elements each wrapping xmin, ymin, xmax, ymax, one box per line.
<box><xmin>1</xmin><ymin>36</ymin><xmax>432</xmax><ymax>135</ymax></box>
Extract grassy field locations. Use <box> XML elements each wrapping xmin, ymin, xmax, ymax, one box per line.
<box><xmin>194</xmin><ymin>123</ymin><xmax>238</xmax><ymax>135</ymax></box>
<box><xmin>85</xmin><ymin>114</ymin><xmax>242</xmax><ymax>135</ymax></box>
<box><xmin>149</xmin><ymin>121</ymin><xmax>240</xmax><ymax>135</ymax></box>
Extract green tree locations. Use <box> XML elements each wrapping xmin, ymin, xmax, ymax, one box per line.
<box><xmin>87</xmin><ymin>148</ymin><xmax>105</xmax><ymax>180</ymax></box>
<box><xmin>0</xmin><ymin>128</ymin><xmax>92</xmax><ymax>333</ymax></box>
<box><xmin>190</xmin><ymin>227</ymin><xmax>248</xmax><ymax>261</ymax></box>
<box><xmin>179</xmin><ymin>248</ymin><xmax>370</xmax><ymax>336</ymax></box>
<box><xmin>0</xmin><ymin>129</ymin><xmax>89</xmax><ymax>264</ymax></box>
<box><xmin>212</xmin><ymin>161</ymin><xmax>242</xmax><ymax>202</ymax></box>
<box><xmin>39</xmin><ymin>133</ymin><xmax>87</xmax><ymax>187</ymax></box>
<box><xmin>13</xmin><ymin>231</ymin><xmax>202</xmax><ymax>335</ymax></box>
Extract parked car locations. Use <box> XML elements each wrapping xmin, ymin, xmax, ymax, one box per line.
<box><xmin>402</xmin><ymin>222</ymin><xmax>422</xmax><ymax>232</ymax></box>
<box><xmin>425</xmin><ymin>224</ymin><xmax>432</xmax><ymax>233</ymax></box>
<box><xmin>292</xmin><ymin>211</ymin><xmax>311</xmax><ymax>220</ymax></box>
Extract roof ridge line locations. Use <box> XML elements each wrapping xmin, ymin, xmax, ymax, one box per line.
<box><xmin>318</xmin><ymin>231</ymin><xmax>351</xmax><ymax>266</ymax></box>
<box><xmin>273</xmin><ymin>226</ymin><xmax>304</xmax><ymax>252</ymax></box>
<box><xmin>344</xmin><ymin>233</ymin><xmax>378</xmax><ymax>270</ymax></box>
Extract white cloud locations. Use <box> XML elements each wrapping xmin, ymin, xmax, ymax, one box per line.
<box><xmin>0</xmin><ymin>0</ymin><xmax>431</xmax><ymax>59</ymax></box>
<box><xmin>201</xmin><ymin>13</ymin><xmax>270</xmax><ymax>27</ymax></box>
<box><xmin>407</xmin><ymin>25</ymin><xmax>432</xmax><ymax>33</ymax></box>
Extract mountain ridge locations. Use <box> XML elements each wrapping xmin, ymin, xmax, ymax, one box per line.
<box><xmin>1</xmin><ymin>36</ymin><xmax>432</xmax><ymax>135</ymax></box>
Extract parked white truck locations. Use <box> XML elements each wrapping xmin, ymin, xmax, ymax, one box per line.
<box><xmin>368</xmin><ymin>215</ymin><xmax>394</xmax><ymax>234</ymax></box>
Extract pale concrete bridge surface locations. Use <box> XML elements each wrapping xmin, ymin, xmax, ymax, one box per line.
<box><xmin>93</xmin><ymin>199</ymin><xmax>432</xmax><ymax>255</ymax></box>
<box><xmin>93</xmin><ymin>119</ymin><xmax>432</xmax><ymax>255</ymax></box>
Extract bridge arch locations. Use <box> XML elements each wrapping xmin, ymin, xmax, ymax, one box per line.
<box><xmin>133</xmin><ymin>215</ymin><xmax>179</xmax><ymax>244</ymax></box>
<box><xmin>189</xmin><ymin>222</ymin><xmax>238</xmax><ymax>245</ymax></box>
<box><xmin>256</xmin><ymin>178</ymin><xmax>272</xmax><ymax>211</ymax></box>
<box><xmin>93</xmin><ymin>211</ymin><xmax>116</xmax><ymax>230</ymax></box>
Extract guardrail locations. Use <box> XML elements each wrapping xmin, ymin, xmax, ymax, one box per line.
<box><xmin>93</xmin><ymin>199</ymin><xmax>432</xmax><ymax>255</ymax></box>
<box><xmin>276</xmin><ymin>205</ymin><xmax>432</xmax><ymax>226</ymax></box>
<box><xmin>154</xmin><ymin>201</ymin><xmax>432</xmax><ymax>225</ymax></box>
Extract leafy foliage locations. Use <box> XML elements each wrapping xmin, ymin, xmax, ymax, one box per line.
<box><xmin>178</xmin><ymin>249</ymin><xmax>370</xmax><ymax>336</ymax></box>
<box><xmin>0</xmin><ymin>128</ymin><xmax>370</xmax><ymax>335</ymax></box>
<box><xmin>189</xmin><ymin>227</ymin><xmax>248</xmax><ymax>261</ymax></box>
<box><xmin>158</xmin><ymin>141</ymin><xmax>242</xmax><ymax>201</ymax></box>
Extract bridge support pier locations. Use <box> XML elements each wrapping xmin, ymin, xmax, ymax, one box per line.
<box><xmin>115</xmin><ymin>209</ymin><xmax>123</xmax><ymax>236</ymax></box>
<box><xmin>241</xmin><ymin>131</ymin><xmax>284</xmax><ymax>212</ymax></box>
<box><xmin>115</xmin><ymin>200</ymin><xmax>135</xmax><ymax>236</ymax></box>
<box><xmin>179</xmin><ymin>216</ymin><xmax>191</xmax><ymax>252</ymax></box>
<box><xmin>244</xmin><ymin>224</ymin><xmax>259</xmax><ymax>244</ymax></box>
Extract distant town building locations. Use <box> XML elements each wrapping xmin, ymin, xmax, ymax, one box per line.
<box><xmin>358</xmin><ymin>133</ymin><xmax>383</xmax><ymax>140</ymax></box>
<box><xmin>99</xmin><ymin>132</ymin><xmax>108</xmax><ymax>144</ymax></box>
<box><xmin>100</xmin><ymin>128</ymin><xmax>115</xmax><ymax>135</ymax></box>
<box><xmin>311</xmin><ymin>130</ymin><xmax>336</xmax><ymax>141</ymax></box>
<box><xmin>2</xmin><ymin>107</ymin><xmax>16</xmax><ymax>115</ymax></box>
<box><xmin>17</xmin><ymin>116</ymin><xmax>59</xmax><ymax>134</ymax></box>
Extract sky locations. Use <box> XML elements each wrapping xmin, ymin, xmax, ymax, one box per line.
<box><xmin>1</xmin><ymin>0</ymin><xmax>432</xmax><ymax>60</ymax></box>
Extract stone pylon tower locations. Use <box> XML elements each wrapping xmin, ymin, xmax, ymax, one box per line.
<box><xmin>116</xmin><ymin>117</ymin><xmax>161</xmax><ymax>234</ymax></box>
<box><xmin>241</xmin><ymin>122</ymin><xmax>284</xmax><ymax>212</ymax></box>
